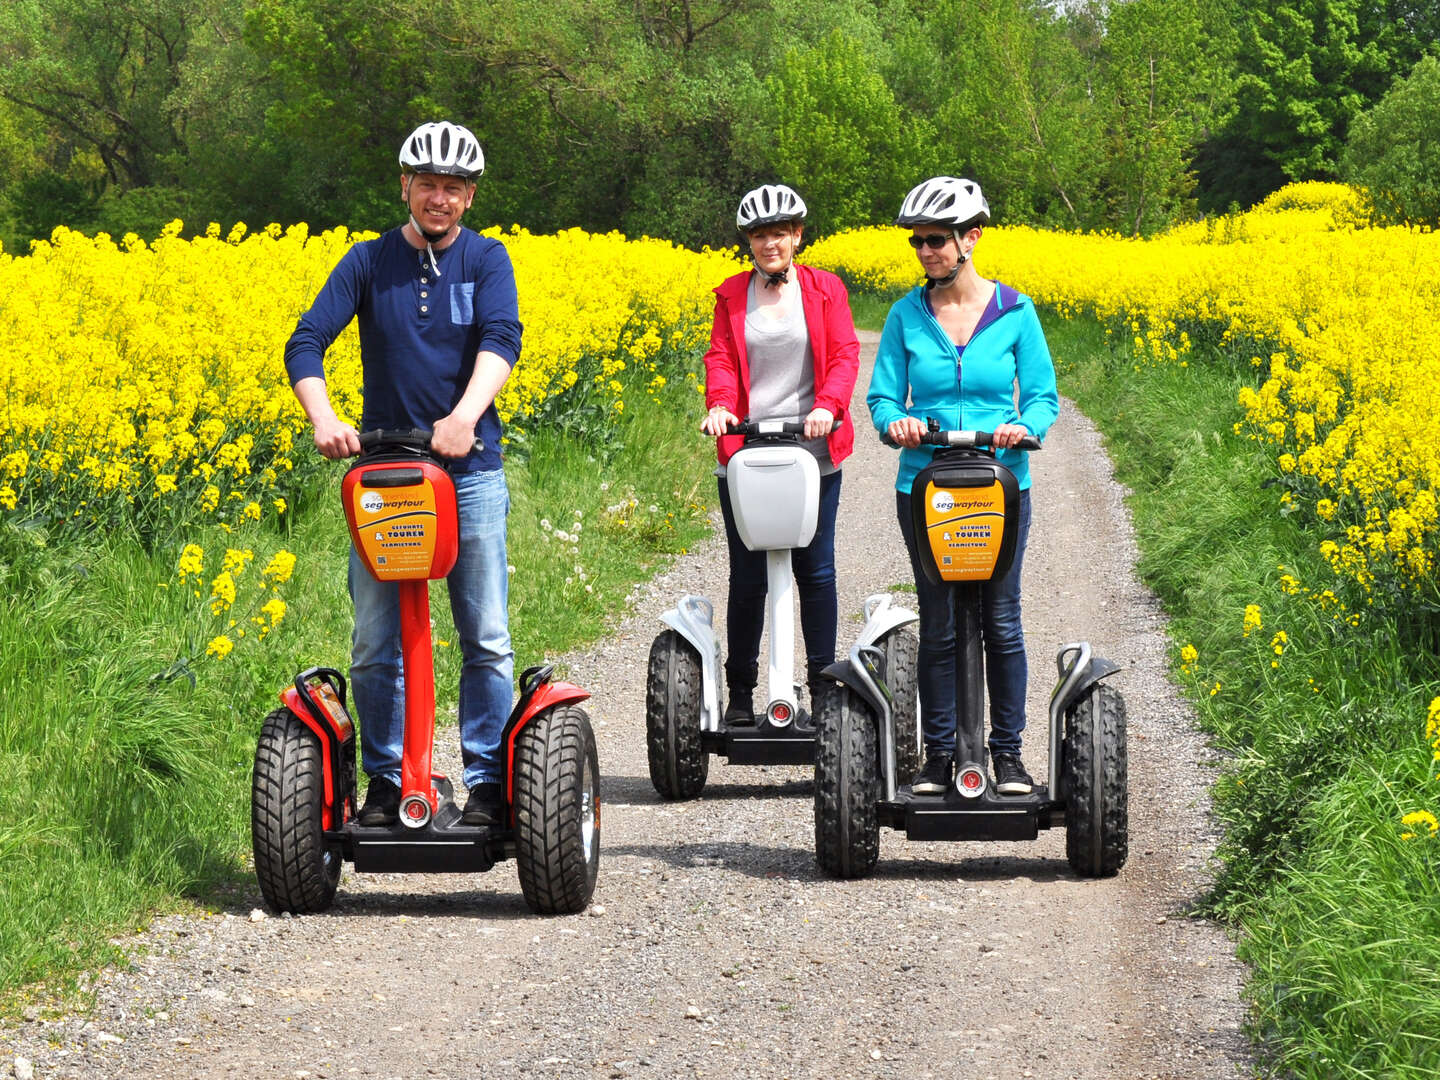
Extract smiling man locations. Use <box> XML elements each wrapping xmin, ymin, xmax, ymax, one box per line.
<box><xmin>284</xmin><ymin>121</ymin><xmax>523</xmax><ymax>829</ymax></box>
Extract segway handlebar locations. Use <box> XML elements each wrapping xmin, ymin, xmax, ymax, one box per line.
<box><xmin>718</xmin><ymin>418</ymin><xmax>840</xmax><ymax>438</ymax></box>
<box><xmin>355</xmin><ymin>428</ymin><xmax>486</xmax><ymax>456</ymax></box>
<box><xmin>917</xmin><ymin>429</ymin><xmax>1042</xmax><ymax>452</ymax></box>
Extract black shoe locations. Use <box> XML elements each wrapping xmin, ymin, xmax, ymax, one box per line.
<box><xmin>910</xmin><ymin>754</ymin><xmax>953</xmax><ymax>796</ymax></box>
<box><xmin>723</xmin><ymin>690</ymin><xmax>754</xmax><ymax>725</ymax></box>
<box><xmin>462</xmin><ymin>782</ymin><xmax>504</xmax><ymax>826</ymax></box>
<box><xmin>357</xmin><ymin>776</ymin><xmax>400</xmax><ymax>826</ymax></box>
<box><xmin>992</xmin><ymin>753</ymin><xmax>1034</xmax><ymax>795</ymax></box>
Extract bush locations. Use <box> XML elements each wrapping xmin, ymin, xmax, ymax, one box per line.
<box><xmin>1342</xmin><ymin>55</ymin><xmax>1440</xmax><ymax>227</ymax></box>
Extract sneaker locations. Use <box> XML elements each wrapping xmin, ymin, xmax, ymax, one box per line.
<box><xmin>357</xmin><ymin>776</ymin><xmax>400</xmax><ymax>826</ymax></box>
<box><xmin>461</xmin><ymin>782</ymin><xmax>504</xmax><ymax>826</ymax></box>
<box><xmin>992</xmin><ymin>753</ymin><xmax>1034</xmax><ymax>795</ymax></box>
<box><xmin>910</xmin><ymin>754</ymin><xmax>953</xmax><ymax>796</ymax></box>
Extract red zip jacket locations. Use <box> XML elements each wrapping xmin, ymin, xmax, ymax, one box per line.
<box><xmin>703</xmin><ymin>262</ymin><xmax>860</xmax><ymax>466</ymax></box>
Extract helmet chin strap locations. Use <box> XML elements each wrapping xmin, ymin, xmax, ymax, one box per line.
<box><xmin>408</xmin><ymin>214</ymin><xmax>452</xmax><ymax>278</ymax></box>
<box><xmin>925</xmin><ymin>228</ymin><xmax>969</xmax><ymax>288</ymax></box>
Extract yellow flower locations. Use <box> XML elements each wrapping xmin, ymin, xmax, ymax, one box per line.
<box><xmin>205</xmin><ymin>634</ymin><xmax>234</xmax><ymax>659</ymax></box>
<box><xmin>176</xmin><ymin>544</ymin><xmax>205</xmax><ymax>582</ymax></box>
<box><xmin>209</xmin><ymin>570</ymin><xmax>237</xmax><ymax>614</ymax></box>
<box><xmin>1242</xmin><ymin>604</ymin><xmax>1263</xmax><ymax>637</ymax></box>
<box><xmin>261</xmin><ymin>549</ymin><xmax>296</xmax><ymax>586</ymax></box>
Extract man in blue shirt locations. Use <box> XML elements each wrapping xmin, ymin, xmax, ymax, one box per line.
<box><xmin>285</xmin><ymin>121</ymin><xmax>522</xmax><ymax>827</ymax></box>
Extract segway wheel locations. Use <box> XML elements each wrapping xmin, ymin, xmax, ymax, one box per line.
<box><xmin>644</xmin><ymin>629</ymin><xmax>709</xmax><ymax>799</ymax></box>
<box><xmin>814</xmin><ymin>686</ymin><xmax>880</xmax><ymax>879</ymax></box>
<box><xmin>877</xmin><ymin>629</ymin><xmax>921</xmax><ymax>782</ymax></box>
<box><xmin>252</xmin><ymin>706</ymin><xmax>341</xmax><ymax>914</ymax></box>
<box><xmin>1062</xmin><ymin>683</ymin><xmax>1128</xmax><ymax>877</ymax></box>
<box><xmin>514</xmin><ymin>704</ymin><xmax>601</xmax><ymax>914</ymax></box>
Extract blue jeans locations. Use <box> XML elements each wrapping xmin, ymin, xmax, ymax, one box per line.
<box><xmin>349</xmin><ymin>468</ymin><xmax>514</xmax><ymax>789</ymax></box>
<box><xmin>718</xmin><ymin>470</ymin><xmax>842</xmax><ymax>690</ymax></box>
<box><xmin>896</xmin><ymin>488</ymin><xmax>1031</xmax><ymax>758</ymax></box>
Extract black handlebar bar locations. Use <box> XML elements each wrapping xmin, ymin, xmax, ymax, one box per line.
<box><xmin>917</xmin><ymin>429</ymin><xmax>1043</xmax><ymax>452</ymax></box>
<box><xmin>356</xmin><ymin>428</ymin><xmax>486</xmax><ymax>456</ymax></box>
<box><xmin>720</xmin><ymin>419</ymin><xmax>837</xmax><ymax>438</ymax></box>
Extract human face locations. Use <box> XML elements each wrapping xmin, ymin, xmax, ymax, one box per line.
<box><xmin>747</xmin><ymin>223</ymin><xmax>802</xmax><ymax>276</ymax></box>
<box><xmin>402</xmin><ymin>172</ymin><xmax>476</xmax><ymax>238</ymax></box>
<box><xmin>910</xmin><ymin>226</ymin><xmax>959</xmax><ymax>278</ymax></box>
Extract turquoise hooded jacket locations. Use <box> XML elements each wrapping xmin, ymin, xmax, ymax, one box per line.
<box><xmin>866</xmin><ymin>281</ymin><xmax>1060</xmax><ymax>493</ymax></box>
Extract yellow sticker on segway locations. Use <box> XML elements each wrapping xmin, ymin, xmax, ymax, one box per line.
<box><xmin>922</xmin><ymin>479</ymin><xmax>1006</xmax><ymax>582</ymax></box>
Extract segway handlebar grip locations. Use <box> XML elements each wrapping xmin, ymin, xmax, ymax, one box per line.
<box><xmin>355</xmin><ymin>428</ymin><xmax>486</xmax><ymax>456</ymax></box>
<box><xmin>912</xmin><ymin>429</ymin><xmax>1042</xmax><ymax>451</ymax></box>
<box><xmin>725</xmin><ymin>417</ymin><xmax>840</xmax><ymax>438</ymax></box>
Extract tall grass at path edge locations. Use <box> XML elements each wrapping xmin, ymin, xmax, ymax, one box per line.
<box><xmin>1042</xmin><ymin>311</ymin><xmax>1440</xmax><ymax>1080</ymax></box>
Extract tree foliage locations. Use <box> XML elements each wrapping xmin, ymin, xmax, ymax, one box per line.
<box><xmin>1342</xmin><ymin>53</ymin><xmax>1440</xmax><ymax>225</ymax></box>
<box><xmin>0</xmin><ymin>0</ymin><xmax>1428</xmax><ymax>250</ymax></box>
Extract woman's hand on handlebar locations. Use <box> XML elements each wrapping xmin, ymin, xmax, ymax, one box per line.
<box><xmin>313</xmin><ymin>418</ymin><xmax>362</xmax><ymax>460</ymax></box>
<box><xmin>886</xmin><ymin>416</ymin><xmax>928</xmax><ymax>449</ymax></box>
<box><xmin>990</xmin><ymin>423</ymin><xmax>1032</xmax><ymax>450</ymax></box>
<box><xmin>701</xmin><ymin>405</ymin><xmax>740</xmax><ymax>436</ymax></box>
<box><xmin>803</xmin><ymin>407</ymin><xmax>835</xmax><ymax>440</ymax></box>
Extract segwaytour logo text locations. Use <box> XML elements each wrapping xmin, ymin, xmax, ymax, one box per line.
<box><xmin>359</xmin><ymin>492</ymin><xmax>429</xmax><ymax>515</ymax></box>
<box><xmin>929</xmin><ymin>491</ymin><xmax>993</xmax><ymax>515</ymax></box>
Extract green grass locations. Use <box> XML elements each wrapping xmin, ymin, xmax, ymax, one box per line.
<box><xmin>847</xmin><ymin>290</ymin><xmax>896</xmax><ymax>333</ymax></box>
<box><xmin>1043</xmin><ymin>311</ymin><xmax>1440</xmax><ymax>1079</ymax></box>
<box><xmin>0</xmin><ymin>369</ymin><xmax>714</xmax><ymax>1004</ymax></box>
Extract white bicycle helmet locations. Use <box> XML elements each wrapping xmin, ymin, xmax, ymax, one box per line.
<box><xmin>736</xmin><ymin>184</ymin><xmax>808</xmax><ymax>232</ymax></box>
<box><xmin>399</xmin><ymin>121</ymin><xmax>485</xmax><ymax>179</ymax></box>
<box><xmin>895</xmin><ymin>176</ymin><xmax>990</xmax><ymax>228</ymax></box>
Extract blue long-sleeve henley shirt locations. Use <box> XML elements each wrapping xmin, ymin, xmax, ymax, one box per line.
<box><xmin>284</xmin><ymin>227</ymin><xmax>523</xmax><ymax>472</ymax></box>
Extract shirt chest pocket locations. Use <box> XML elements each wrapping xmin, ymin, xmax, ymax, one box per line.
<box><xmin>450</xmin><ymin>282</ymin><xmax>475</xmax><ymax>325</ymax></box>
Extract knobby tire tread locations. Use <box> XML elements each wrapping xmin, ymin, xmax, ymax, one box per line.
<box><xmin>514</xmin><ymin>705</ymin><xmax>600</xmax><ymax>914</ymax></box>
<box><xmin>814</xmin><ymin>688</ymin><xmax>880</xmax><ymax>879</ymax></box>
<box><xmin>879</xmin><ymin>630</ymin><xmax>921</xmax><ymax>782</ymax></box>
<box><xmin>252</xmin><ymin>707</ymin><xmax>340</xmax><ymax>914</ymax></box>
<box><xmin>645</xmin><ymin>629</ymin><xmax>708</xmax><ymax>799</ymax></box>
<box><xmin>1063</xmin><ymin>683</ymin><xmax>1128</xmax><ymax>877</ymax></box>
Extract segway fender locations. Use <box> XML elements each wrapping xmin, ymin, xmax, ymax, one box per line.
<box><xmin>501</xmin><ymin>665</ymin><xmax>592</xmax><ymax>812</ymax></box>
<box><xmin>1050</xmin><ymin>644</ymin><xmax>1121</xmax><ymax>717</ymax></box>
<box><xmin>1046</xmin><ymin>642</ymin><xmax>1122</xmax><ymax>796</ymax></box>
<box><xmin>659</xmin><ymin>595</ymin><xmax>723</xmax><ymax>731</ymax></box>
<box><xmin>280</xmin><ymin>668</ymin><xmax>357</xmax><ymax>830</ymax></box>
<box><xmin>853</xmin><ymin>593</ymin><xmax>919</xmax><ymax>651</ymax></box>
<box><xmin>819</xmin><ymin>655</ymin><xmax>888</xmax><ymax>724</ymax></box>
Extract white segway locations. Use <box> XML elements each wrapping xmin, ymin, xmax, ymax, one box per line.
<box><xmin>645</xmin><ymin>420</ymin><xmax>920</xmax><ymax>799</ymax></box>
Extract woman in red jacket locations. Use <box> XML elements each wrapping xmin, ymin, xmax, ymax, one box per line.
<box><xmin>700</xmin><ymin>184</ymin><xmax>861</xmax><ymax>723</ymax></box>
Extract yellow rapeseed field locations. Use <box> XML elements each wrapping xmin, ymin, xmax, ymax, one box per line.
<box><xmin>0</xmin><ymin>222</ymin><xmax>740</xmax><ymax>537</ymax></box>
<box><xmin>808</xmin><ymin>183</ymin><xmax>1440</xmax><ymax>618</ymax></box>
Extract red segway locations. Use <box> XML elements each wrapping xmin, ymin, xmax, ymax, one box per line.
<box><xmin>251</xmin><ymin>429</ymin><xmax>600</xmax><ymax>915</ymax></box>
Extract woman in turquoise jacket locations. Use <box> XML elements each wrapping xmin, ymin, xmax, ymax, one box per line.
<box><xmin>866</xmin><ymin>177</ymin><xmax>1059</xmax><ymax>798</ymax></box>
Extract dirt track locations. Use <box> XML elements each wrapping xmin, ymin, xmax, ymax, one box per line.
<box><xmin>2</xmin><ymin>332</ymin><xmax>1252</xmax><ymax>1080</ymax></box>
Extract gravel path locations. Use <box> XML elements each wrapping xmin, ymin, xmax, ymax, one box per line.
<box><xmin>3</xmin><ymin>332</ymin><xmax>1253</xmax><ymax>1080</ymax></box>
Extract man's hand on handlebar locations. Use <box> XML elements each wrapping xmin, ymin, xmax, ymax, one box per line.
<box><xmin>701</xmin><ymin>405</ymin><xmax>740</xmax><ymax>436</ymax></box>
<box><xmin>313</xmin><ymin>418</ymin><xmax>362</xmax><ymax>460</ymax></box>
<box><xmin>430</xmin><ymin>412</ymin><xmax>480</xmax><ymax>459</ymax></box>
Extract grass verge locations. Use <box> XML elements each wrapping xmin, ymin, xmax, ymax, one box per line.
<box><xmin>1044</xmin><ymin>311</ymin><xmax>1440</xmax><ymax>1079</ymax></box>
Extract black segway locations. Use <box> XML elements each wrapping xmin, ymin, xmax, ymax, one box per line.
<box><xmin>813</xmin><ymin>425</ymin><xmax>1127</xmax><ymax>878</ymax></box>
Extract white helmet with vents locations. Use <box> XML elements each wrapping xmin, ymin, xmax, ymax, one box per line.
<box><xmin>895</xmin><ymin>176</ymin><xmax>989</xmax><ymax>228</ymax></box>
<box><xmin>399</xmin><ymin>121</ymin><xmax>485</xmax><ymax>180</ymax></box>
<box><xmin>736</xmin><ymin>184</ymin><xmax>808</xmax><ymax>232</ymax></box>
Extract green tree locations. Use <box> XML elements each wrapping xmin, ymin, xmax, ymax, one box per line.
<box><xmin>1200</xmin><ymin>0</ymin><xmax>1437</xmax><ymax>209</ymax></box>
<box><xmin>745</xmin><ymin>29</ymin><xmax>928</xmax><ymax>232</ymax></box>
<box><xmin>1089</xmin><ymin>0</ymin><xmax>1228</xmax><ymax>233</ymax></box>
<box><xmin>1343</xmin><ymin>53</ymin><xmax>1440</xmax><ymax>225</ymax></box>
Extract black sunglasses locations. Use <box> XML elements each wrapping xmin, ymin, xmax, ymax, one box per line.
<box><xmin>907</xmin><ymin>233</ymin><xmax>952</xmax><ymax>250</ymax></box>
